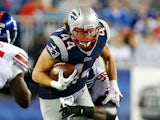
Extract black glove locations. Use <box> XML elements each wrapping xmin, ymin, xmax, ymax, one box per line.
<box><xmin>59</xmin><ymin>105</ymin><xmax>94</xmax><ymax>119</ymax></box>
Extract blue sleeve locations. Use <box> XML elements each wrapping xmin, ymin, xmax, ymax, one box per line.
<box><xmin>45</xmin><ymin>37</ymin><xmax>61</xmax><ymax>60</ymax></box>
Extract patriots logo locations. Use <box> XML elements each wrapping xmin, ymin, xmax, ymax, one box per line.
<box><xmin>46</xmin><ymin>44</ymin><xmax>60</xmax><ymax>58</ymax></box>
<box><xmin>69</xmin><ymin>11</ymin><xmax>79</xmax><ymax>21</ymax></box>
<box><xmin>84</xmin><ymin>57</ymin><xmax>92</xmax><ymax>62</ymax></box>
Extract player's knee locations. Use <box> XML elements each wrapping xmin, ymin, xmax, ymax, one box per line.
<box><xmin>105</xmin><ymin>102</ymin><xmax>117</xmax><ymax>120</ymax></box>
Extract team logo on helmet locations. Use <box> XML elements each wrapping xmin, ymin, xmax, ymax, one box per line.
<box><xmin>69</xmin><ymin>11</ymin><xmax>79</xmax><ymax>21</ymax></box>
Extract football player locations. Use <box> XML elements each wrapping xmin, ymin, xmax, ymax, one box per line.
<box><xmin>0</xmin><ymin>11</ymin><xmax>17</xmax><ymax>44</ymax></box>
<box><xmin>0</xmin><ymin>11</ymin><xmax>31</xmax><ymax>108</ymax></box>
<box><xmin>32</xmin><ymin>6</ymin><xmax>122</xmax><ymax>120</ymax></box>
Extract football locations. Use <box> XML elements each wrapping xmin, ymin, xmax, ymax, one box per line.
<box><xmin>49</xmin><ymin>63</ymin><xmax>75</xmax><ymax>81</ymax></box>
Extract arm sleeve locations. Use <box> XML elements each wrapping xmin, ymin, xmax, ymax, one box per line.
<box><xmin>99</xmin><ymin>19</ymin><xmax>111</xmax><ymax>42</ymax></box>
<box><xmin>12</xmin><ymin>50</ymin><xmax>28</xmax><ymax>79</ymax></box>
<box><xmin>46</xmin><ymin>35</ymin><xmax>69</xmax><ymax>61</ymax></box>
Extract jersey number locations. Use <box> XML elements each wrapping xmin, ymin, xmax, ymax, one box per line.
<box><xmin>61</xmin><ymin>34</ymin><xmax>76</xmax><ymax>50</ymax></box>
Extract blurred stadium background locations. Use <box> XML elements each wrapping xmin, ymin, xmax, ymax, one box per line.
<box><xmin>1</xmin><ymin>0</ymin><xmax>160</xmax><ymax>120</ymax></box>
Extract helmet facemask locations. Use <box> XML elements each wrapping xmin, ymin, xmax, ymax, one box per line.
<box><xmin>71</xmin><ymin>25</ymin><xmax>100</xmax><ymax>49</ymax></box>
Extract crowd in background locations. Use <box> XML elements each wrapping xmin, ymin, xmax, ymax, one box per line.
<box><xmin>1</xmin><ymin>0</ymin><xmax>160</xmax><ymax>69</ymax></box>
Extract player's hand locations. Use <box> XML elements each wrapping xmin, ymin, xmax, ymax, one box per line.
<box><xmin>59</xmin><ymin>68</ymin><xmax>78</xmax><ymax>85</ymax></box>
<box><xmin>59</xmin><ymin>104</ymin><xmax>84</xmax><ymax>119</ymax></box>
<box><xmin>102</xmin><ymin>87</ymin><xmax>123</xmax><ymax>107</ymax></box>
<box><xmin>51</xmin><ymin>69</ymin><xmax>78</xmax><ymax>91</ymax></box>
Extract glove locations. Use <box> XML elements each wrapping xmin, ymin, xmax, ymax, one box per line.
<box><xmin>102</xmin><ymin>80</ymin><xmax>123</xmax><ymax>107</ymax></box>
<box><xmin>60</xmin><ymin>105</ymin><xmax>84</xmax><ymax>119</ymax></box>
<box><xmin>59</xmin><ymin>104</ymin><xmax>94</xmax><ymax>119</ymax></box>
<box><xmin>50</xmin><ymin>69</ymin><xmax>78</xmax><ymax>91</ymax></box>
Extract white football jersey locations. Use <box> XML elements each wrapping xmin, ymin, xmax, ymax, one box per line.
<box><xmin>0</xmin><ymin>41</ymin><xmax>28</xmax><ymax>89</ymax></box>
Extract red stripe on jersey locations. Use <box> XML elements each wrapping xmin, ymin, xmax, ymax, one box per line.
<box><xmin>15</xmin><ymin>54</ymin><xmax>28</xmax><ymax>66</ymax></box>
<box><xmin>19</xmin><ymin>52</ymin><xmax>28</xmax><ymax>60</ymax></box>
<box><xmin>0</xmin><ymin>50</ymin><xmax>4</xmax><ymax>57</ymax></box>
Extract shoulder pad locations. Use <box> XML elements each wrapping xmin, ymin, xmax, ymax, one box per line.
<box><xmin>46</xmin><ymin>35</ymin><xmax>69</xmax><ymax>61</ymax></box>
<box><xmin>99</xmin><ymin>19</ymin><xmax>111</xmax><ymax>42</ymax></box>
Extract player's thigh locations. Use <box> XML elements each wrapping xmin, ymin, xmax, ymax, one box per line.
<box><xmin>39</xmin><ymin>98</ymin><xmax>62</xmax><ymax>120</ymax></box>
<box><xmin>74</xmin><ymin>85</ymin><xmax>94</xmax><ymax>107</ymax></box>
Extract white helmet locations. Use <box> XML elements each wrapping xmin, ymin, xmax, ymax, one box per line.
<box><xmin>68</xmin><ymin>6</ymin><xmax>100</xmax><ymax>49</ymax></box>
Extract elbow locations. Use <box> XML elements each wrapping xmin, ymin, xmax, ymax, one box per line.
<box><xmin>22</xmin><ymin>89</ymin><xmax>31</xmax><ymax>108</ymax></box>
<box><xmin>17</xmin><ymin>89</ymin><xmax>31</xmax><ymax>108</ymax></box>
<box><xmin>31</xmin><ymin>70</ymin><xmax>38</xmax><ymax>83</ymax></box>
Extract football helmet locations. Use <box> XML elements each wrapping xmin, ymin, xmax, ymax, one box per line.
<box><xmin>0</xmin><ymin>11</ymin><xmax>17</xmax><ymax>44</ymax></box>
<box><xmin>68</xmin><ymin>6</ymin><xmax>100</xmax><ymax>49</ymax></box>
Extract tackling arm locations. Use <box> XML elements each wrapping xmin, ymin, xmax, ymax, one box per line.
<box><xmin>10</xmin><ymin>72</ymin><xmax>31</xmax><ymax>108</ymax></box>
<box><xmin>94</xmin><ymin>102</ymin><xmax>117</xmax><ymax>120</ymax></box>
<box><xmin>60</xmin><ymin>101</ymin><xmax>117</xmax><ymax>120</ymax></box>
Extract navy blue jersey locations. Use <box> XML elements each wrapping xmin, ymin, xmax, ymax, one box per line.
<box><xmin>39</xmin><ymin>19</ymin><xmax>110</xmax><ymax>99</ymax></box>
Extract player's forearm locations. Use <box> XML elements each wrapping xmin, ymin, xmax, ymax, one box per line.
<box><xmin>85</xmin><ymin>105</ymin><xmax>116</xmax><ymax>120</ymax></box>
<box><xmin>94</xmin><ymin>106</ymin><xmax>107</xmax><ymax>120</ymax></box>
<box><xmin>32</xmin><ymin>70</ymin><xmax>52</xmax><ymax>87</ymax></box>
<box><xmin>101</xmin><ymin>45</ymin><xmax>117</xmax><ymax>80</ymax></box>
<box><xmin>78</xmin><ymin>106</ymin><xmax>106</xmax><ymax>120</ymax></box>
<box><xmin>95</xmin><ymin>103</ymin><xmax>117</xmax><ymax>120</ymax></box>
<box><xmin>61</xmin><ymin>104</ymin><xmax>117</xmax><ymax>120</ymax></box>
<box><xmin>106</xmin><ymin>55</ymin><xmax>117</xmax><ymax>80</ymax></box>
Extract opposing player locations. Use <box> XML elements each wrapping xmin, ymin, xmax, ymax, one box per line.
<box><xmin>0</xmin><ymin>11</ymin><xmax>18</xmax><ymax>44</ymax></box>
<box><xmin>0</xmin><ymin>11</ymin><xmax>31</xmax><ymax>108</ymax></box>
<box><xmin>60</xmin><ymin>66</ymin><xmax>121</xmax><ymax>120</ymax></box>
<box><xmin>32</xmin><ymin>6</ymin><xmax>122</xmax><ymax>120</ymax></box>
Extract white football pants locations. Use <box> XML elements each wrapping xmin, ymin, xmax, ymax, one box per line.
<box><xmin>39</xmin><ymin>85</ymin><xmax>94</xmax><ymax>120</ymax></box>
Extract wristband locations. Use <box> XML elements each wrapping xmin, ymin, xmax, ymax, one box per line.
<box><xmin>110</xmin><ymin>80</ymin><xmax>118</xmax><ymax>89</ymax></box>
<box><xmin>110</xmin><ymin>80</ymin><xmax>122</xmax><ymax>96</ymax></box>
<box><xmin>50</xmin><ymin>80</ymin><xmax>57</xmax><ymax>88</ymax></box>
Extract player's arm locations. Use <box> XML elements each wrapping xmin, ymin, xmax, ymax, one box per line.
<box><xmin>10</xmin><ymin>50</ymin><xmax>31</xmax><ymax>108</ymax></box>
<box><xmin>32</xmin><ymin>48</ymin><xmax>59</xmax><ymax>87</ymax></box>
<box><xmin>101</xmin><ymin>44</ymin><xmax>117</xmax><ymax>81</ymax></box>
<box><xmin>60</xmin><ymin>102</ymin><xmax>117</xmax><ymax>120</ymax></box>
<box><xmin>101</xmin><ymin>45</ymin><xmax>123</xmax><ymax>107</ymax></box>
<box><xmin>10</xmin><ymin>72</ymin><xmax>31</xmax><ymax>108</ymax></box>
<box><xmin>32</xmin><ymin>48</ymin><xmax>77</xmax><ymax>90</ymax></box>
<box><xmin>94</xmin><ymin>103</ymin><xmax>117</xmax><ymax>120</ymax></box>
